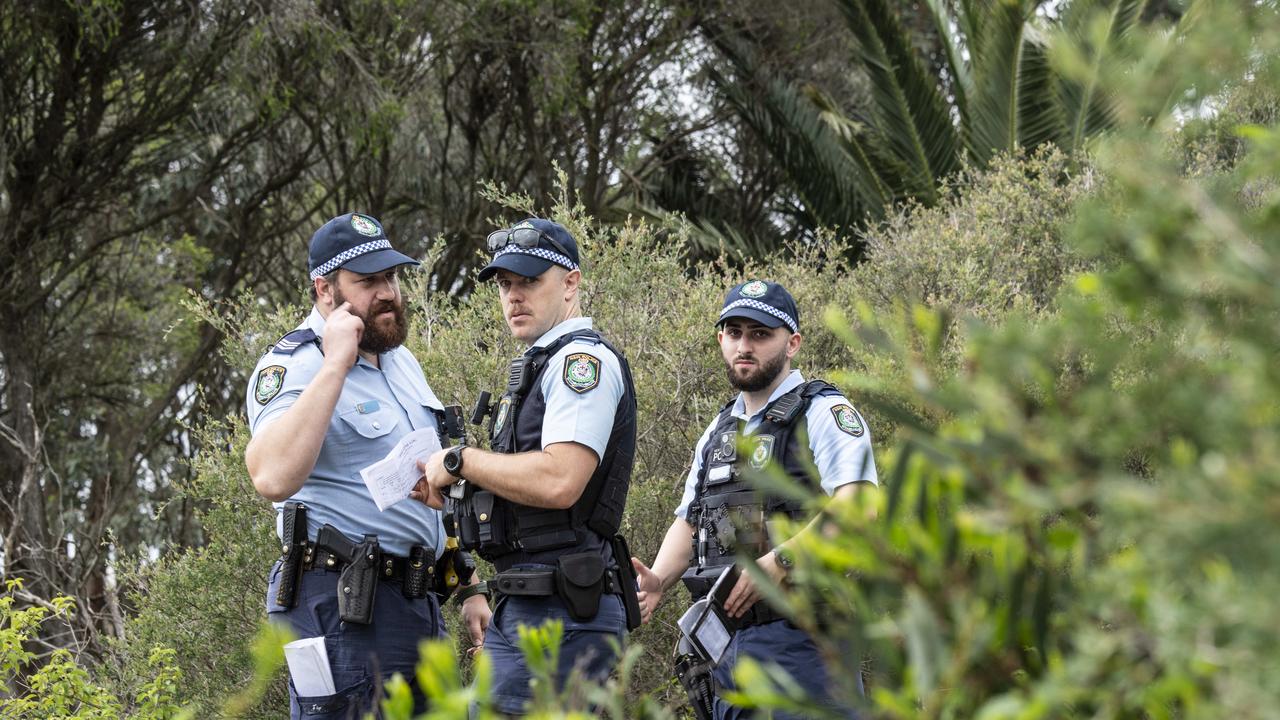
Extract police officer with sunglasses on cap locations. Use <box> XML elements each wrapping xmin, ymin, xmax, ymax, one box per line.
<box><xmin>412</xmin><ymin>218</ymin><xmax>640</xmax><ymax>716</ymax></box>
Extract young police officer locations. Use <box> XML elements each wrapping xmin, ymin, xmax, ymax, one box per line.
<box><xmin>632</xmin><ymin>280</ymin><xmax>878</xmax><ymax>720</ymax></box>
<box><xmin>414</xmin><ymin>218</ymin><xmax>639</xmax><ymax>716</ymax></box>
<box><xmin>246</xmin><ymin>213</ymin><xmax>490</xmax><ymax>719</ymax></box>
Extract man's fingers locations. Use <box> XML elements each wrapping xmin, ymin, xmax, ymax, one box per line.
<box><xmin>425</xmin><ymin>488</ymin><xmax>445</xmax><ymax>509</ymax></box>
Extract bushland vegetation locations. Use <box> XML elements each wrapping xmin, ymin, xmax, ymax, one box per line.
<box><xmin>4</xmin><ymin>0</ymin><xmax>1280</xmax><ymax>717</ymax></box>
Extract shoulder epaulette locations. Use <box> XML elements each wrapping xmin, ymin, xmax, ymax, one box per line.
<box><xmin>270</xmin><ymin>328</ymin><xmax>320</xmax><ymax>356</ymax></box>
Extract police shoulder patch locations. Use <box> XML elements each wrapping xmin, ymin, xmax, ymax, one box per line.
<box><xmin>830</xmin><ymin>404</ymin><xmax>864</xmax><ymax>437</ymax></box>
<box><xmin>271</xmin><ymin>328</ymin><xmax>318</xmax><ymax>356</ymax></box>
<box><xmin>562</xmin><ymin>352</ymin><xmax>601</xmax><ymax>393</ymax></box>
<box><xmin>256</xmin><ymin>365</ymin><xmax>287</xmax><ymax>405</ymax></box>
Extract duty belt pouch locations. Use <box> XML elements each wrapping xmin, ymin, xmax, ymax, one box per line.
<box><xmin>403</xmin><ymin>545</ymin><xmax>434</xmax><ymax>600</ymax></box>
<box><xmin>275</xmin><ymin>502</ymin><xmax>308</xmax><ymax>610</ymax></box>
<box><xmin>680</xmin><ymin>565</ymin><xmax>719</xmax><ymax>600</ymax></box>
<box><xmin>473</xmin><ymin>491</ymin><xmax>501</xmax><ymax>546</ymax></box>
<box><xmin>555</xmin><ymin>551</ymin><xmax>606</xmax><ymax>621</ymax></box>
<box><xmin>337</xmin><ymin>535</ymin><xmax>379</xmax><ymax>624</ymax></box>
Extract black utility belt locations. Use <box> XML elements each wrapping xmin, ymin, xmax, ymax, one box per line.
<box><xmin>491</xmin><ymin>551</ymin><xmax>625</xmax><ymax>622</ymax></box>
<box><xmin>305</xmin><ymin>544</ymin><xmax>431</xmax><ymax>585</ymax></box>
<box><xmin>492</xmin><ymin>567</ymin><xmax>626</xmax><ymax>598</ymax></box>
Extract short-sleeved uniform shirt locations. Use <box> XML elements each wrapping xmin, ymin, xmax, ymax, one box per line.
<box><xmin>675</xmin><ymin>369</ymin><xmax>878</xmax><ymax>519</ymax></box>
<box><xmin>246</xmin><ymin>308</ymin><xmax>447</xmax><ymax>556</ymax></box>
<box><xmin>527</xmin><ymin>316</ymin><xmax>626</xmax><ymax>461</ymax></box>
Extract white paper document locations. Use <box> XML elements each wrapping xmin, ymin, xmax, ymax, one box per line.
<box><xmin>283</xmin><ymin>636</ymin><xmax>336</xmax><ymax>697</ymax></box>
<box><xmin>358</xmin><ymin>427</ymin><xmax>442</xmax><ymax>511</ymax></box>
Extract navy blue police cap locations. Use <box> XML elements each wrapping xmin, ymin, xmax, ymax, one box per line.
<box><xmin>477</xmin><ymin>218</ymin><xmax>580</xmax><ymax>281</ymax></box>
<box><xmin>717</xmin><ymin>280</ymin><xmax>800</xmax><ymax>334</ymax></box>
<box><xmin>308</xmin><ymin>212</ymin><xmax>420</xmax><ymax>280</ymax></box>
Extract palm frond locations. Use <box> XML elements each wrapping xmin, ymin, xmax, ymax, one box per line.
<box><xmin>1016</xmin><ymin>24</ymin><xmax>1067</xmax><ymax>149</ymax></box>
<box><xmin>923</xmin><ymin>0</ymin><xmax>974</xmax><ymax>126</ymax></box>
<box><xmin>967</xmin><ymin>0</ymin><xmax>1044</xmax><ymax>162</ymax></box>
<box><xmin>705</xmin><ymin>28</ymin><xmax>895</xmax><ymax>232</ymax></box>
<box><xmin>835</xmin><ymin>0</ymin><xmax>962</xmax><ymax>200</ymax></box>
<box><xmin>1055</xmin><ymin>0</ymin><xmax>1148</xmax><ymax>153</ymax></box>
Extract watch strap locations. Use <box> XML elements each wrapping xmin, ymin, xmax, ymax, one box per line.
<box><xmin>454</xmin><ymin>580</ymin><xmax>490</xmax><ymax>605</ymax></box>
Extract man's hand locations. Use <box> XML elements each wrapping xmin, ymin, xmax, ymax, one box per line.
<box><xmin>409</xmin><ymin>449</ymin><xmax>453</xmax><ymax>509</ymax></box>
<box><xmin>722</xmin><ymin>551</ymin><xmax>787</xmax><ymax>619</ymax></box>
<box><xmin>461</xmin><ymin>593</ymin><xmax>491</xmax><ymax>657</ymax></box>
<box><xmin>632</xmin><ymin>557</ymin><xmax>664</xmax><ymax>624</ymax></box>
<box><xmin>323</xmin><ymin>301</ymin><xmax>363</xmax><ymax>369</ymax></box>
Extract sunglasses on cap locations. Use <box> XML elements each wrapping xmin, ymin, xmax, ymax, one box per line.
<box><xmin>485</xmin><ymin>226</ymin><xmax>573</xmax><ymax>259</ymax></box>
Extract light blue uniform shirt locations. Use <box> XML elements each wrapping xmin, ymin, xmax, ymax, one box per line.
<box><xmin>675</xmin><ymin>369</ymin><xmax>878</xmax><ymax>519</ymax></box>
<box><xmin>246</xmin><ymin>308</ymin><xmax>447</xmax><ymax>556</ymax></box>
<box><xmin>529</xmin><ymin>317</ymin><xmax>625</xmax><ymax>460</ymax></box>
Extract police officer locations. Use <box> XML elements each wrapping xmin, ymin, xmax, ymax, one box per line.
<box><xmin>413</xmin><ymin>218</ymin><xmax>639</xmax><ymax>716</ymax></box>
<box><xmin>245</xmin><ymin>212</ymin><xmax>490</xmax><ymax>719</ymax></box>
<box><xmin>631</xmin><ymin>280</ymin><xmax>878</xmax><ymax>720</ymax></box>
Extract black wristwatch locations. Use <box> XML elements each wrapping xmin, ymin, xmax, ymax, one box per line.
<box><xmin>772</xmin><ymin>546</ymin><xmax>795</xmax><ymax>574</ymax></box>
<box><xmin>443</xmin><ymin>445</ymin><xmax>466</xmax><ymax>478</ymax></box>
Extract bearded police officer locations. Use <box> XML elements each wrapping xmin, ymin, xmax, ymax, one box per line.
<box><xmin>632</xmin><ymin>280</ymin><xmax>878</xmax><ymax>720</ymax></box>
<box><xmin>413</xmin><ymin>218</ymin><xmax>640</xmax><ymax>716</ymax></box>
<box><xmin>246</xmin><ymin>213</ymin><xmax>490</xmax><ymax>719</ymax></box>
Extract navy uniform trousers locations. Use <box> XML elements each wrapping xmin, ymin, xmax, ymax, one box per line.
<box><xmin>484</xmin><ymin>583</ymin><xmax>626</xmax><ymax>715</ymax></box>
<box><xmin>267</xmin><ymin>559</ymin><xmax>446</xmax><ymax>719</ymax></box>
<box><xmin>711</xmin><ymin>619</ymin><xmax>862</xmax><ymax>720</ymax></box>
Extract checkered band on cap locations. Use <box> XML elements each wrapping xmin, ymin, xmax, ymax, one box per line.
<box><xmin>309</xmin><ymin>239</ymin><xmax>393</xmax><ymax>279</ymax></box>
<box><xmin>719</xmin><ymin>298</ymin><xmax>799</xmax><ymax>333</ymax></box>
<box><xmin>495</xmin><ymin>244</ymin><xmax>578</xmax><ymax>271</ymax></box>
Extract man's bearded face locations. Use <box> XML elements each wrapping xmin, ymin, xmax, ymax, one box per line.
<box><xmin>332</xmin><ymin>285</ymin><xmax>409</xmax><ymax>354</ymax></box>
<box><xmin>724</xmin><ymin>338</ymin><xmax>789</xmax><ymax>392</ymax></box>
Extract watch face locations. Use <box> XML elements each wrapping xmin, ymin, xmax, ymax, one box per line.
<box><xmin>445</xmin><ymin>447</ymin><xmax>462</xmax><ymax>473</ymax></box>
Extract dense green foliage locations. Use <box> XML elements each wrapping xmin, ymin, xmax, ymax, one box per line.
<box><xmin>4</xmin><ymin>0</ymin><xmax>1280</xmax><ymax>717</ymax></box>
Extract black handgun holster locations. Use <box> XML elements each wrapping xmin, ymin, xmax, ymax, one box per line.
<box><xmin>337</xmin><ymin>535</ymin><xmax>379</xmax><ymax>624</ymax></box>
<box><xmin>555</xmin><ymin>551</ymin><xmax>606</xmax><ymax>621</ymax></box>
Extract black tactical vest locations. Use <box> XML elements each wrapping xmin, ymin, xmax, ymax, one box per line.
<box><xmin>465</xmin><ymin>328</ymin><xmax>636</xmax><ymax>572</ymax></box>
<box><xmin>684</xmin><ymin>380</ymin><xmax>839</xmax><ymax>587</ymax></box>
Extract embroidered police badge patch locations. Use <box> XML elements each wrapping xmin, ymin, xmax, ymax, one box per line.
<box><xmin>741</xmin><ymin>280</ymin><xmax>768</xmax><ymax>298</ymax></box>
<box><xmin>351</xmin><ymin>214</ymin><xmax>380</xmax><ymax>236</ymax></box>
<box><xmin>831</xmin><ymin>404</ymin><xmax>864</xmax><ymax>437</ymax></box>
<box><xmin>493</xmin><ymin>396</ymin><xmax>512</xmax><ymax>435</ymax></box>
<box><xmin>563</xmin><ymin>353</ymin><xmax>601</xmax><ymax>393</ymax></box>
<box><xmin>749</xmin><ymin>435</ymin><xmax>775</xmax><ymax>470</ymax></box>
<box><xmin>255</xmin><ymin>365</ymin><xmax>286</xmax><ymax>405</ymax></box>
